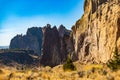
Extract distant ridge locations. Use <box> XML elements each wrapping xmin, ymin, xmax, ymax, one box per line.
<box><xmin>0</xmin><ymin>46</ymin><xmax>9</xmax><ymax>49</ymax></box>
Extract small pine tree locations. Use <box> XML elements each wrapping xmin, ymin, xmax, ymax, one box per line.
<box><xmin>107</xmin><ymin>46</ymin><xmax>120</xmax><ymax>70</ymax></box>
<box><xmin>63</xmin><ymin>56</ymin><xmax>76</xmax><ymax>71</ymax></box>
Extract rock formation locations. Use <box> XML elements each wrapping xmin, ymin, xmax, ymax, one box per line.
<box><xmin>58</xmin><ymin>25</ymin><xmax>75</xmax><ymax>61</ymax></box>
<box><xmin>10</xmin><ymin>24</ymin><xmax>74</xmax><ymax>67</ymax></box>
<box><xmin>72</xmin><ymin>0</ymin><xmax>120</xmax><ymax>63</ymax></box>
<box><xmin>40</xmin><ymin>24</ymin><xmax>74</xmax><ymax>67</ymax></box>
<box><xmin>9</xmin><ymin>0</ymin><xmax>120</xmax><ymax>66</ymax></box>
<box><xmin>10</xmin><ymin>27</ymin><xmax>43</xmax><ymax>54</ymax></box>
<box><xmin>40</xmin><ymin>25</ymin><xmax>61</xmax><ymax>67</ymax></box>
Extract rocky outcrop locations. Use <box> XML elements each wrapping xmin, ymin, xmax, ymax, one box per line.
<box><xmin>40</xmin><ymin>24</ymin><xmax>74</xmax><ymax>67</ymax></box>
<box><xmin>10</xmin><ymin>24</ymin><xmax>74</xmax><ymax>67</ymax></box>
<box><xmin>10</xmin><ymin>27</ymin><xmax>43</xmax><ymax>54</ymax></box>
<box><xmin>58</xmin><ymin>25</ymin><xmax>75</xmax><ymax>61</ymax></box>
<box><xmin>40</xmin><ymin>25</ymin><xmax>61</xmax><ymax>67</ymax></box>
<box><xmin>72</xmin><ymin>0</ymin><xmax>120</xmax><ymax>63</ymax></box>
<box><xmin>27</xmin><ymin>27</ymin><xmax>43</xmax><ymax>53</ymax></box>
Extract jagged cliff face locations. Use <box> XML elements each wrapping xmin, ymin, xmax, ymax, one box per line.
<box><xmin>41</xmin><ymin>24</ymin><xmax>74</xmax><ymax>67</ymax></box>
<box><xmin>10</xmin><ymin>27</ymin><xmax>43</xmax><ymax>54</ymax></box>
<box><xmin>10</xmin><ymin>24</ymin><xmax>74</xmax><ymax>67</ymax></box>
<box><xmin>72</xmin><ymin>0</ymin><xmax>120</xmax><ymax>63</ymax></box>
<box><xmin>41</xmin><ymin>25</ymin><xmax>61</xmax><ymax>67</ymax></box>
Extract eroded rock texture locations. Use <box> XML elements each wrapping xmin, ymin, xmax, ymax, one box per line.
<box><xmin>72</xmin><ymin>0</ymin><xmax>120</xmax><ymax>63</ymax></box>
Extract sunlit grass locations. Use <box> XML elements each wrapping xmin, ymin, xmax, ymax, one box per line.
<box><xmin>84</xmin><ymin>64</ymin><xmax>103</xmax><ymax>71</ymax></box>
<box><xmin>0</xmin><ymin>63</ymin><xmax>120</xmax><ymax>80</ymax></box>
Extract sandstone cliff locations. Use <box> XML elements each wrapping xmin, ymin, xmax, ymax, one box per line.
<box><xmin>72</xmin><ymin>0</ymin><xmax>120</xmax><ymax>63</ymax></box>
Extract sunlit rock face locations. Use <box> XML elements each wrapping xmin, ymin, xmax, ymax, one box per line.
<box><xmin>72</xmin><ymin>0</ymin><xmax>120</xmax><ymax>63</ymax></box>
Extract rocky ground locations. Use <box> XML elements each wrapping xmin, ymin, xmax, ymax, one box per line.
<box><xmin>0</xmin><ymin>61</ymin><xmax>119</xmax><ymax>80</ymax></box>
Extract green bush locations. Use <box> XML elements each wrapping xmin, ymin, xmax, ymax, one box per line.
<box><xmin>107</xmin><ymin>46</ymin><xmax>120</xmax><ymax>70</ymax></box>
<box><xmin>63</xmin><ymin>57</ymin><xmax>76</xmax><ymax>71</ymax></box>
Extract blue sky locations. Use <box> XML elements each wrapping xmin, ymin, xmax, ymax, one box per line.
<box><xmin>0</xmin><ymin>0</ymin><xmax>84</xmax><ymax>46</ymax></box>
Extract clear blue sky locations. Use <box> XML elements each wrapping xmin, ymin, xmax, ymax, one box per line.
<box><xmin>0</xmin><ymin>0</ymin><xmax>84</xmax><ymax>46</ymax></box>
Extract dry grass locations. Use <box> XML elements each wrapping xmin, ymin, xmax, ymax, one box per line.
<box><xmin>0</xmin><ymin>62</ymin><xmax>120</xmax><ymax>80</ymax></box>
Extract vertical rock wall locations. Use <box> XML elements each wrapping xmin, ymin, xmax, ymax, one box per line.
<box><xmin>72</xmin><ymin>0</ymin><xmax>120</xmax><ymax>63</ymax></box>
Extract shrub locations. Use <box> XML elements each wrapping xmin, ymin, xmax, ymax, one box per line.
<box><xmin>63</xmin><ymin>57</ymin><xmax>76</xmax><ymax>71</ymax></box>
<box><xmin>8</xmin><ymin>73</ymin><xmax>13</xmax><ymax>80</ymax></box>
<box><xmin>78</xmin><ymin>71</ymin><xmax>85</xmax><ymax>78</ymax></box>
<box><xmin>107</xmin><ymin>46</ymin><xmax>120</xmax><ymax>70</ymax></box>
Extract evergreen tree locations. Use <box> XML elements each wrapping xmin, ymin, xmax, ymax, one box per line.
<box><xmin>107</xmin><ymin>46</ymin><xmax>120</xmax><ymax>70</ymax></box>
<box><xmin>63</xmin><ymin>56</ymin><xmax>76</xmax><ymax>71</ymax></box>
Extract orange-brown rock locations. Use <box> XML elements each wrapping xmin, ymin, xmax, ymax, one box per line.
<box><xmin>72</xmin><ymin>0</ymin><xmax>120</xmax><ymax>63</ymax></box>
